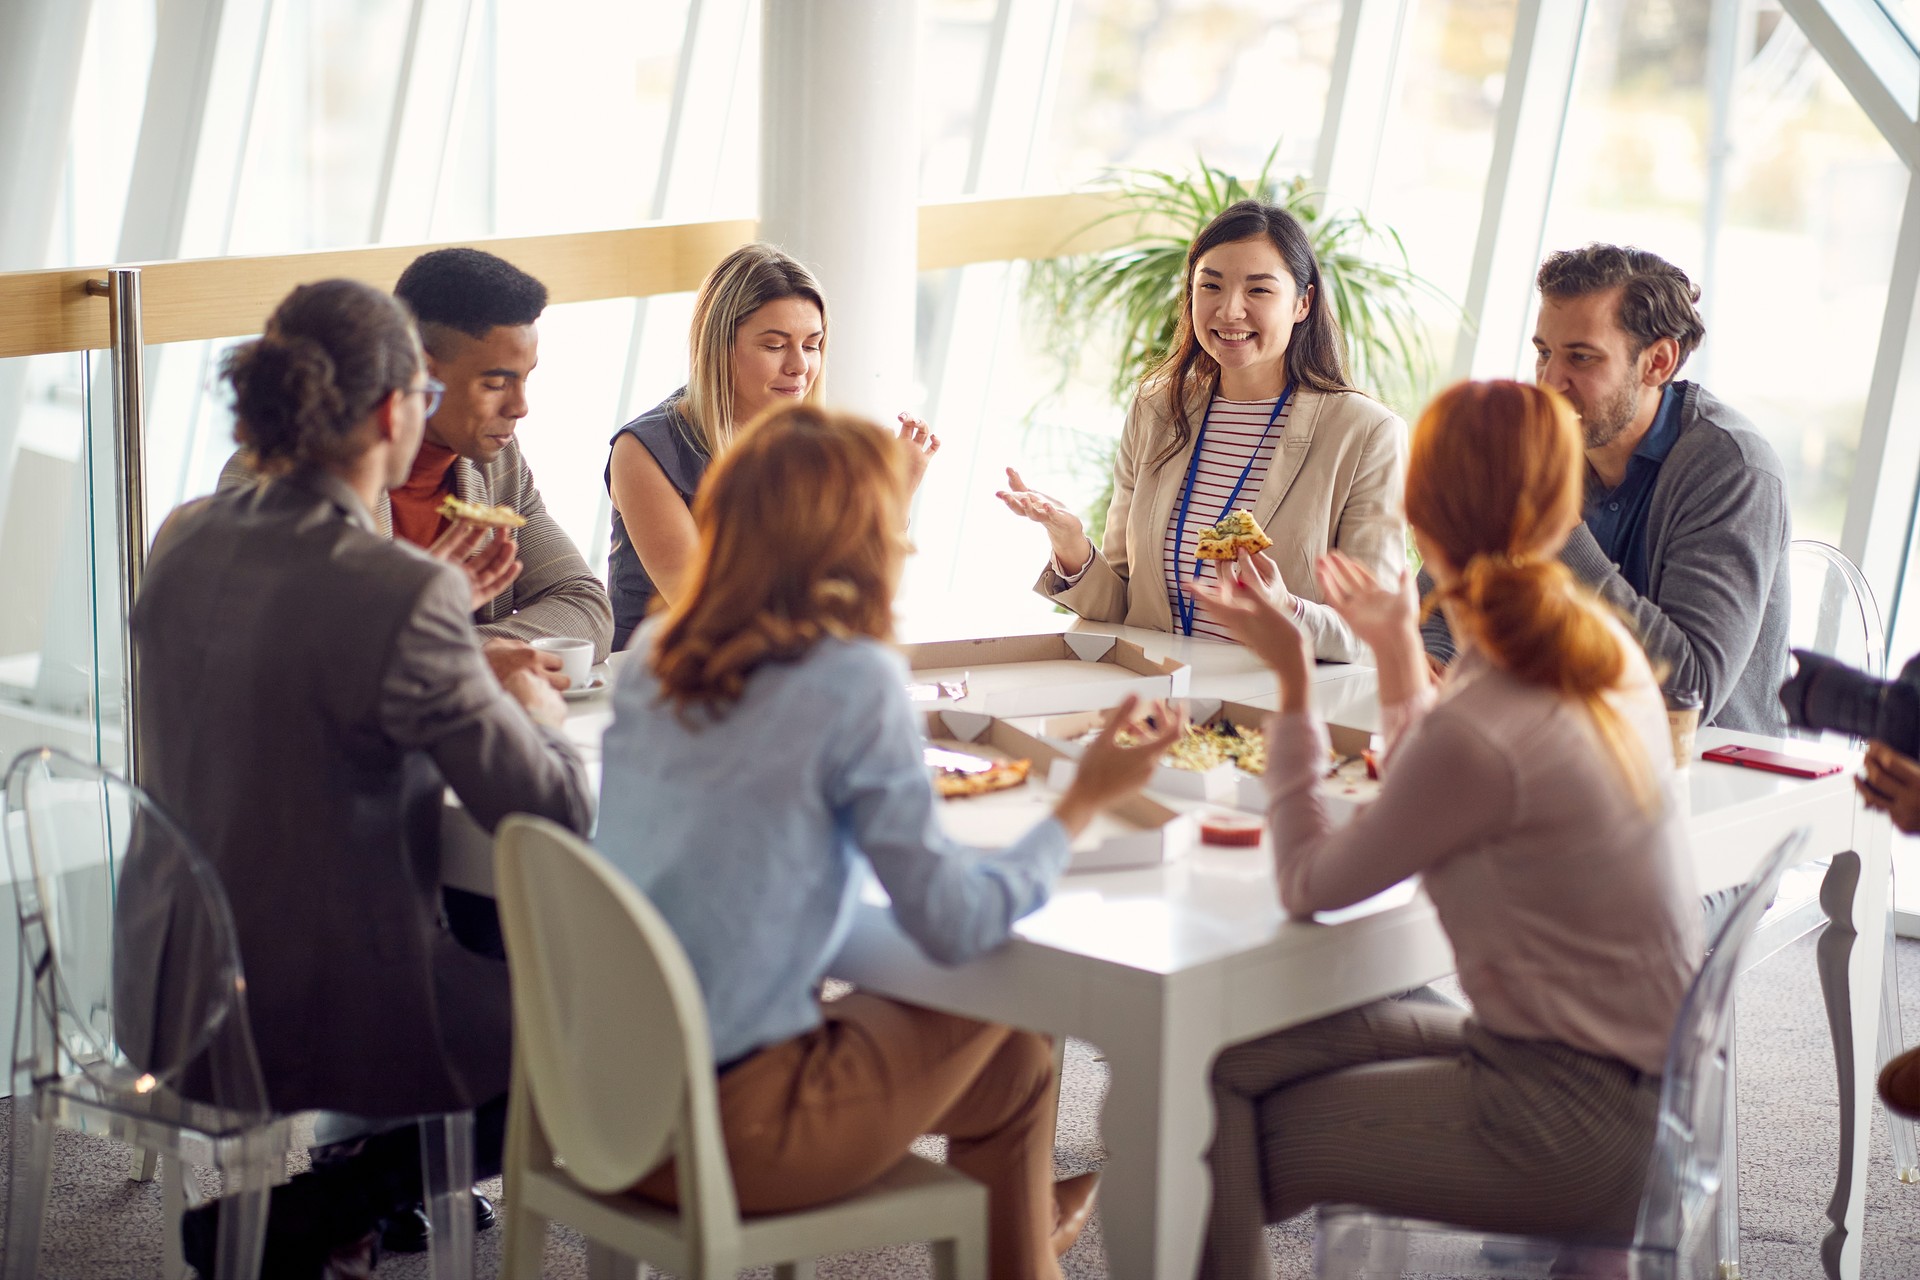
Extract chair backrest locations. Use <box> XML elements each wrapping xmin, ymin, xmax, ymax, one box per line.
<box><xmin>1634</xmin><ymin>827</ymin><xmax>1809</xmax><ymax>1250</ymax></box>
<box><xmin>2</xmin><ymin>747</ymin><xmax>268</xmax><ymax>1115</ymax></box>
<box><xmin>1788</xmin><ymin>539</ymin><xmax>1885</xmax><ymax>684</ymax></box>
<box><xmin>494</xmin><ymin>814</ymin><xmax>738</xmax><ymax>1227</ymax></box>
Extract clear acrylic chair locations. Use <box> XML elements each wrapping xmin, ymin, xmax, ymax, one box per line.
<box><xmin>1782</xmin><ymin>539</ymin><xmax>1916</xmax><ymax>1184</ymax></box>
<box><xmin>1313</xmin><ymin>827</ymin><xmax>1810</xmax><ymax>1280</ymax></box>
<box><xmin>492</xmin><ymin>814</ymin><xmax>987</xmax><ymax>1280</ymax></box>
<box><xmin>0</xmin><ymin>747</ymin><xmax>476</xmax><ymax>1280</ymax></box>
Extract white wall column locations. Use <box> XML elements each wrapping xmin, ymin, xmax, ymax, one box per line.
<box><xmin>1451</xmin><ymin>0</ymin><xmax>1588</xmax><ymax>380</ymax></box>
<box><xmin>760</xmin><ymin>0</ymin><xmax>919</xmax><ymax>423</ymax></box>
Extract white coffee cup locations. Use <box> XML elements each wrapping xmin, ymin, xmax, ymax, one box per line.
<box><xmin>531</xmin><ymin>636</ymin><xmax>594</xmax><ymax>689</ymax></box>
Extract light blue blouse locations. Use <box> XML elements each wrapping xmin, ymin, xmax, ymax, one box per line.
<box><xmin>597</xmin><ymin>632</ymin><xmax>1071</xmax><ymax>1065</ymax></box>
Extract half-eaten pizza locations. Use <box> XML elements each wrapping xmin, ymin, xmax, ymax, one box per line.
<box><xmin>438</xmin><ymin>495</ymin><xmax>528</xmax><ymax>529</ymax></box>
<box><xmin>926</xmin><ymin>745</ymin><xmax>1032</xmax><ymax>799</ymax></box>
<box><xmin>1195</xmin><ymin>509</ymin><xmax>1272</xmax><ymax>560</ymax></box>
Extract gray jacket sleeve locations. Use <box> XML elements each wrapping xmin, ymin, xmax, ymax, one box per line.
<box><xmin>380</xmin><ymin>566</ymin><xmax>595</xmax><ymax>836</ymax></box>
<box><xmin>476</xmin><ymin>455</ymin><xmax>616</xmax><ymax>662</ymax></box>
<box><xmin>1417</xmin><ymin>566</ymin><xmax>1457</xmax><ymax>665</ymax></box>
<box><xmin>1557</xmin><ymin>463</ymin><xmax>1789</xmax><ymax>723</ymax></box>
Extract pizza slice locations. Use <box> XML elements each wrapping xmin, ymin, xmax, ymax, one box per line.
<box><xmin>438</xmin><ymin>494</ymin><xmax>528</xmax><ymax>530</ymax></box>
<box><xmin>926</xmin><ymin>745</ymin><xmax>1033</xmax><ymax>799</ymax></box>
<box><xmin>1194</xmin><ymin>508</ymin><xmax>1272</xmax><ymax>560</ymax></box>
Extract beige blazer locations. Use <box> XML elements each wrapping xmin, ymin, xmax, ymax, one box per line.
<box><xmin>1038</xmin><ymin>386</ymin><xmax>1407</xmax><ymax>662</ymax></box>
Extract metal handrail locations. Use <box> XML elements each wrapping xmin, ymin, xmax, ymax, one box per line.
<box><xmin>83</xmin><ymin>269</ymin><xmax>145</xmax><ymax>784</ymax></box>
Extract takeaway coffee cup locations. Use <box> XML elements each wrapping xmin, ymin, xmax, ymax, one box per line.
<box><xmin>1664</xmin><ymin>687</ymin><xmax>1703</xmax><ymax>769</ymax></box>
<box><xmin>532</xmin><ymin>636</ymin><xmax>594</xmax><ymax>689</ymax></box>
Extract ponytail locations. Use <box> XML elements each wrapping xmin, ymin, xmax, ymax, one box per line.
<box><xmin>1409</xmin><ymin>380</ymin><xmax>1658</xmax><ymax>808</ymax></box>
<box><xmin>1434</xmin><ymin>553</ymin><xmax>1653</xmax><ymax>806</ymax></box>
<box><xmin>223</xmin><ymin>279</ymin><xmax>420</xmax><ymax>474</ymax></box>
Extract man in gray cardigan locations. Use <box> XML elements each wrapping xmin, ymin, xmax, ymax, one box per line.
<box><xmin>1422</xmin><ymin>244</ymin><xmax>1789</xmax><ymax>733</ymax></box>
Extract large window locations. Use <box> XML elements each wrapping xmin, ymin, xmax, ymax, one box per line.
<box><xmin>1545</xmin><ymin>0</ymin><xmax>1906</xmax><ymax>548</ymax></box>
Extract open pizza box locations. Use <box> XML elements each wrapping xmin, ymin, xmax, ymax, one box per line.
<box><xmin>902</xmin><ymin>632</ymin><xmax>1190</xmax><ymax>719</ymax></box>
<box><xmin>1010</xmin><ymin>699</ymin><xmax>1382</xmax><ymax>819</ymax></box>
<box><xmin>922</xmin><ymin>708</ymin><xmax>1193</xmax><ymax>873</ymax></box>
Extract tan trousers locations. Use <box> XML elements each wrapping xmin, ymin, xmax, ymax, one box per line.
<box><xmin>639</xmin><ymin>994</ymin><xmax>1061</xmax><ymax>1280</ymax></box>
<box><xmin>1200</xmin><ymin>1000</ymin><xmax>1662</xmax><ymax>1280</ymax></box>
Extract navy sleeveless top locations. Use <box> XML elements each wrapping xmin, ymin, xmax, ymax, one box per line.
<box><xmin>605</xmin><ymin>390</ymin><xmax>710</xmax><ymax>650</ymax></box>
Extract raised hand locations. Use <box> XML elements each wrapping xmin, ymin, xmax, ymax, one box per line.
<box><xmin>1314</xmin><ymin>551</ymin><xmax>1416</xmax><ymax>654</ymax></box>
<box><xmin>1054</xmin><ymin>695</ymin><xmax>1188</xmax><ymax>835</ymax></box>
<box><xmin>1316</xmin><ymin>550</ymin><xmax>1427</xmax><ymax>707</ymax></box>
<box><xmin>897</xmin><ymin>413</ymin><xmax>941</xmax><ymax>495</ymax></box>
<box><xmin>995</xmin><ymin>467</ymin><xmax>1093</xmax><ymax>573</ymax></box>
<box><xmin>1196</xmin><ymin>575</ymin><xmax>1311</xmax><ymax>710</ymax></box>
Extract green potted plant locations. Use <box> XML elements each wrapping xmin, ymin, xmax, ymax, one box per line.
<box><xmin>1026</xmin><ymin>145</ymin><xmax>1461</xmax><ymax>541</ymax></box>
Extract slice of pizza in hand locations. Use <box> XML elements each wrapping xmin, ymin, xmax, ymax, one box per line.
<box><xmin>438</xmin><ymin>494</ymin><xmax>528</xmax><ymax>530</ymax></box>
<box><xmin>1194</xmin><ymin>508</ymin><xmax>1273</xmax><ymax>560</ymax></box>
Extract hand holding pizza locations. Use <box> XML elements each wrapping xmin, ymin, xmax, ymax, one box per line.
<box><xmin>1052</xmin><ymin>695</ymin><xmax>1188</xmax><ymax>837</ymax></box>
<box><xmin>428</xmin><ymin>520</ymin><xmax>524</xmax><ymax>611</ymax></box>
<box><xmin>996</xmin><ymin>467</ymin><xmax>1094</xmax><ymax>575</ymax></box>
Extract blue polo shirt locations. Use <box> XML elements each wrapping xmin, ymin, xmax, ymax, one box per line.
<box><xmin>1585</xmin><ymin>382</ymin><xmax>1685</xmax><ymax>596</ymax></box>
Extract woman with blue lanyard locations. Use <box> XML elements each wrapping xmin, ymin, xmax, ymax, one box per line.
<box><xmin>998</xmin><ymin>199</ymin><xmax>1406</xmax><ymax>662</ymax></box>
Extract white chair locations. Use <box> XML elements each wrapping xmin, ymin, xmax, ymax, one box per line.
<box><xmin>491</xmin><ymin>814</ymin><xmax>988</xmax><ymax>1280</ymax></box>
<box><xmin>1313</xmin><ymin>829</ymin><xmax>1810</xmax><ymax>1280</ymax></box>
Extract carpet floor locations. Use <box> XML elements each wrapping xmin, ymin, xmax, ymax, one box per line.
<box><xmin>8</xmin><ymin>935</ymin><xmax>1920</xmax><ymax>1278</ymax></box>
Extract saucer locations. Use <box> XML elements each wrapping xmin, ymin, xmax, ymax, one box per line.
<box><xmin>561</xmin><ymin>668</ymin><xmax>610</xmax><ymax>701</ymax></box>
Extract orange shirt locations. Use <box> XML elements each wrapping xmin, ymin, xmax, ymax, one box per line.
<box><xmin>389</xmin><ymin>440</ymin><xmax>460</xmax><ymax>548</ymax></box>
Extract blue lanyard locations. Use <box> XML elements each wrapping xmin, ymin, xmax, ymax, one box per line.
<box><xmin>1171</xmin><ymin>383</ymin><xmax>1294</xmax><ymax>636</ymax></box>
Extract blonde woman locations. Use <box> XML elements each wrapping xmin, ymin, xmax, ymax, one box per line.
<box><xmin>604</xmin><ymin>242</ymin><xmax>937</xmax><ymax>647</ymax></box>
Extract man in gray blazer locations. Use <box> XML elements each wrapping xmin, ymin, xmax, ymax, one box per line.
<box><xmin>1422</xmin><ymin>244</ymin><xmax>1790</xmax><ymax>733</ymax></box>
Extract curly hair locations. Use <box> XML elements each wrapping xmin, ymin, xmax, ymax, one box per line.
<box><xmin>650</xmin><ymin>404</ymin><xmax>905</xmax><ymax>717</ymax></box>
<box><xmin>222</xmin><ymin>280</ymin><xmax>420</xmax><ymax>473</ymax></box>
<box><xmin>394</xmin><ymin>247</ymin><xmax>548</xmax><ymax>352</ymax></box>
<box><xmin>1537</xmin><ymin>243</ymin><xmax>1705</xmax><ymax>373</ymax></box>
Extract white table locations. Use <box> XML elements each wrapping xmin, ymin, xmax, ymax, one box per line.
<box><xmin>440</xmin><ymin>626</ymin><xmax>1891</xmax><ymax>1280</ymax></box>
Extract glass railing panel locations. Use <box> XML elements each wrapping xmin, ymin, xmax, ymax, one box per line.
<box><xmin>0</xmin><ymin>351</ymin><xmax>117</xmax><ymax>772</ymax></box>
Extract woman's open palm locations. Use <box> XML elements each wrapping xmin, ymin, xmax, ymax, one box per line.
<box><xmin>1316</xmin><ymin>552</ymin><xmax>1416</xmax><ymax>653</ymax></box>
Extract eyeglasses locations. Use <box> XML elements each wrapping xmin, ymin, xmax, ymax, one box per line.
<box><xmin>406</xmin><ymin>376</ymin><xmax>446</xmax><ymax>419</ymax></box>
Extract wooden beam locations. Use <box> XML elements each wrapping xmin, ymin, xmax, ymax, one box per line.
<box><xmin>0</xmin><ymin>191</ymin><xmax>1158</xmax><ymax>360</ymax></box>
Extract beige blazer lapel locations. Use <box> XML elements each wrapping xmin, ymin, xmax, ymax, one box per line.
<box><xmin>1120</xmin><ymin>396</ymin><xmax>1210</xmax><ymax>633</ymax></box>
<box><xmin>1249</xmin><ymin>387</ymin><xmax>1320</xmax><ymax>530</ymax></box>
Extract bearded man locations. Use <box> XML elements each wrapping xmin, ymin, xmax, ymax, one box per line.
<box><xmin>1420</xmin><ymin>244</ymin><xmax>1790</xmax><ymax>732</ymax></box>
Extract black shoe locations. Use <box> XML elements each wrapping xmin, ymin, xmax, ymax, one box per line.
<box><xmin>180</xmin><ymin>1172</ymin><xmax>384</xmax><ymax>1280</ymax></box>
<box><xmin>379</xmin><ymin>1190</ymin><xmax>498</xmax><ymax>1254</ymax></box>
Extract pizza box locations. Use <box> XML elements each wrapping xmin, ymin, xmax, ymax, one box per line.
<box><xmin>1011</xmin><ymin>699</ymin><xmax>1381</xmax><ymax>818</ymax></box>
<box><xmin>902</xmin><ymin>632</ymin><xmax>1190</xmax><ymax>719</ymax></box>
<box><xmin>922</xmin><ymin>708</ymin><xmax>1193</xmax><ymax>873</ymax></box>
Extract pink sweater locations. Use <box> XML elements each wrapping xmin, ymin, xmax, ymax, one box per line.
<box><xmin>1266</xmin><ymin>648</ymin><xmax>1702</xmax><ymax>1076</ymax></box>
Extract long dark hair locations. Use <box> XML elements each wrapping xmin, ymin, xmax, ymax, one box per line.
<box><xmin>223</xmin><ymin>280</ymin><xmax>420</xmax><ymax>473</ymax></box>
<box><xmin>1142</xmin><ymin>199</ymin><xmax>1354</xmax><ymax>468</ymax></box>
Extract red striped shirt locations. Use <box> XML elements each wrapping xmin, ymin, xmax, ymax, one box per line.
<box><xmin>1163</xmin><ymin>395</ymin><xmax>1288</xmax><ymax>641</ymax></box>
